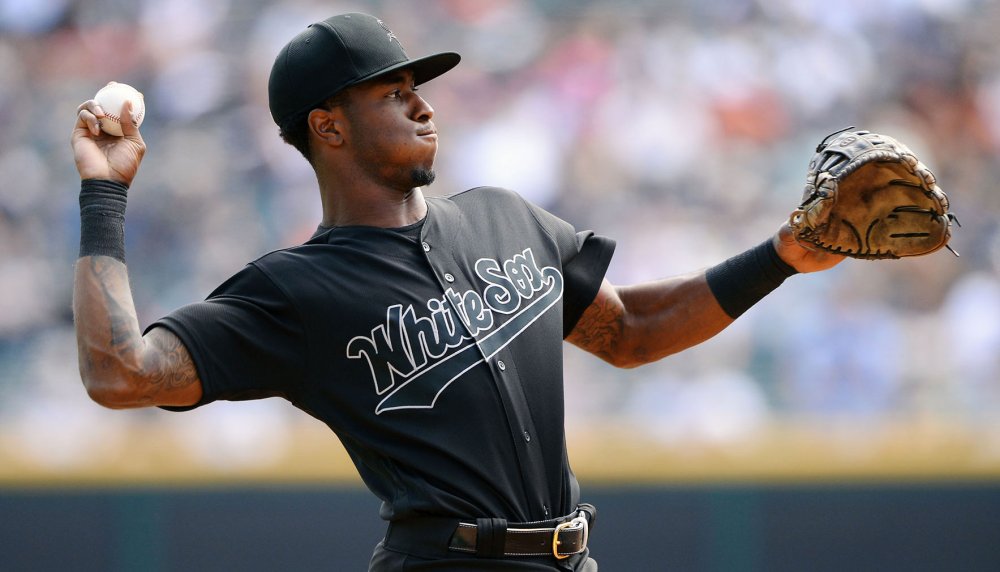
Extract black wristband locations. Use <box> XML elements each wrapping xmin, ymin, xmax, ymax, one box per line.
<box><xmin>79</xmin><ymin>179</ymin><xmax>129</xmax><ymax>262</ymax></box>
<box><xmin>705</xmin><ymin>239</ymin><xmax>798</xmax><ymax>319</ymax></box>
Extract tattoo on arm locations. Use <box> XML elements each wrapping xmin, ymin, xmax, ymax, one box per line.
<box><xmin>92</xmin><ymin>257</ymin><xmax>142</xmax><ymax>353</ymax></box>
<box><xmin>140</xmin><ymin>328</ymin><xmax>200</xmax><ymax>405</ymax></box>
<box><xmin>76</xmin><ymin>257</ymin><xmax>143</xmax><ymax>381</ymax></box>
<box><xmin>568</xmin><ymin>289</ymin><xmax>625</xmax><ymax>363</ymax></box>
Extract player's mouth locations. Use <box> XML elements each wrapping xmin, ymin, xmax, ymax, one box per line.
<box><xmin>417</xmin><ymin>127</ymin><xmax>437</xmax><ymax>139</ymax></box>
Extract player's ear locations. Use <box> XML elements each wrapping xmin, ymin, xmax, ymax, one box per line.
<box><xmin>308</xmin><ymin>108</ymin><xmax>345</xmax><ymax>147</ymax></box>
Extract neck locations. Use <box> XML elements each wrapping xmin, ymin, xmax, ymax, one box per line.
<box><xmin>316</xmin><ymin>168</ymin><xmax>428</xmax><ymax>228</ymax></box>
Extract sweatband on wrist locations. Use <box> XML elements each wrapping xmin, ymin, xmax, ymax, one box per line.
<box><xmin>705</xmin><ymin>239</ymin><xmax>798</xmax><ymax>319</ymax></box>
<box><xmin>79</xmin><ymin>179</ymin><xmax>129</xmax><ymax>263</ymax></box>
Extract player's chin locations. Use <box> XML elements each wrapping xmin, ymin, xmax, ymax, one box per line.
<box><xmin>410</xmin><ymin>167</ymin><xmax>436</xmax><ymax>188</ymax></box>
<box><xmin>408</xmin><ymin>150</ymin><xmax>437</xmax><ymax>185</ymax></box>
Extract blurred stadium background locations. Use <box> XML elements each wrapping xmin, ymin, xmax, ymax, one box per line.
<box><xmin>2</xmin><ymin>0</ymin><xmax>1000</xmax><ymax>570</ymax></box>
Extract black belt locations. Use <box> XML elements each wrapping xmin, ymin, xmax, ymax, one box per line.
<box><xmin>384</xmin><ymin>504</ymin><xmax>596</xmax><ymax>560</ymax></box>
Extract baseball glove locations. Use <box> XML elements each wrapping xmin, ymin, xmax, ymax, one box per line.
<box><xmin>789</xmin><ymin>128</ymin><xmax>958</xmax><ymax>259</ymax></box>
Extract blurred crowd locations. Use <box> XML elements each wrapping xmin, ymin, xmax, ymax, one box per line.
<box><xmin>1</xmin><ymin>0</ymin><xmax>999</xmax><ymax>470</ymax></box>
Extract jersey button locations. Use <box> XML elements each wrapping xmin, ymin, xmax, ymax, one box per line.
<box><xmin>523</xmin><ymin>430</ymin><xmax>531</xmax><ymax>443</ymax></box>
<box><xmin>497</xmin><ymin>360</ymin><xmax>506</xmax><ymax>371</ymax></box>
<box><xmin>421</xmin><ymin>241</ymin><xmax>431</xmax><ymax>252</ymax></box>
<box><xmin>444</xmin><ymin>273</ymin><xmax>455</xmax><ymax>283</ymax></box>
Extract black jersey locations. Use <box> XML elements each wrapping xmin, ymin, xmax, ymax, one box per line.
<box><xmin>150</xmin><ymin>187</ymin><xmax>615</xmax><ymax>523</ymax></box>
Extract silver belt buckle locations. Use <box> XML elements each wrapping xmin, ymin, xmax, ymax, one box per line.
<box><xmin>552</xmin><ymin>511</ymin><xmax>589</xmax><ymax>560</ymax></box>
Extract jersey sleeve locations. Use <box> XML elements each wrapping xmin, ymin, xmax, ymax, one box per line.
<box><xmin>146</xmin><ymin>263</ymin><xmax>306</xmax><ymax>412</ymax></box>
<box><xmin>521</xmin><ymin>197</ymin><xmax>616</xmax><ymax>336</ymax></box>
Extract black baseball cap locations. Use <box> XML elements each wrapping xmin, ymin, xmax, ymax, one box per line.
<box><xmin>268</xmin><ymin>13</ymin><xmax>461</xmax><ymax>129</ymax></box>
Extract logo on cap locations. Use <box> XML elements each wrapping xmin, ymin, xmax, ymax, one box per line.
<box><xmin>377</xmin><ymin>19</ymin><xmax>398</xmax><ymax>44</ymax></box>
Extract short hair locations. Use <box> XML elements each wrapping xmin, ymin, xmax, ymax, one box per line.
<box><xmin>278</xmin><ymin>90</ymin><xmax>352</xmax><ymax>164</ymax></box>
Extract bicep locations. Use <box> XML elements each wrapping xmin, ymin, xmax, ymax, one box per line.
<box><xmin>566</xmin><ymin>279</ymin><xmax>626</xmax><ymax>365</ymax></box>
<box><xmin>134</xmin><ymin>326</ymin><xmax>203</xmax><ymax>407</ymax></box>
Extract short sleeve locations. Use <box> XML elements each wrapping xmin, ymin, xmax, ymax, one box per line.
<box><xmin>146</xmin><ymin>264</ymin><xmax>306</xmax><ymax>411</ymax></box>
<box><xmin>562</xmin><ymin>230</ymin><xmax>616</xmax><ymax>334</ymax></box>
<box><xmin>520</xmin><ymin>197</ymin><xmax>616</xmax><ymax>336</ymax></box>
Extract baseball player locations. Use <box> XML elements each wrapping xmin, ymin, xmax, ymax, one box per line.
<box><xmin>71</xmin><ymin>13</ymin><xmax>843</xmax><ymax>571</ymax></box>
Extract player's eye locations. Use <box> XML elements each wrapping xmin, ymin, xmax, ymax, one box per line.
<box><xmin>388</xmin><ymin>86</ymin><xmax>419</xmax><ymax>100</ymax></box>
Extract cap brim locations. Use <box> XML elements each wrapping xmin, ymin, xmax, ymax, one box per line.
<box><xmin>353</xmin><ymin>51</ymin><xmax>461</xmax><ymax>89</ymax></box>
<box><xmin>274</xmin><ymin>52</ymin><xmax>461</xmax><ymax>128</ymax></box>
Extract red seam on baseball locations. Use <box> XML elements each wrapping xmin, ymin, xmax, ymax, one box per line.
<box><xmin>102</xmin><ymin>109</ymin><xmax>142</xmax><ymax>125</ymax></box>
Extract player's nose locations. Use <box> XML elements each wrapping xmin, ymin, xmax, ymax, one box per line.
<box><xmin>413</xmin><ymin>93</ymin><xmax>434</xmax><ymax>122</ymax></box>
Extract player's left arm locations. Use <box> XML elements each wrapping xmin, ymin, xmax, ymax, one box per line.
<box><xmin>567</xmin><ymin>222</ymin><xmax>843</xmax><ymax>367</ymax></box>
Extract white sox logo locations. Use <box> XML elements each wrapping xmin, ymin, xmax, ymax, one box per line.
<box><xmin>347</xmin><ymin>248</ymin><xmax>563</xmax><ymax>414</ymax></box>
<box><xmin>376</xmin><ymin>19</ymin><xmax>398</xmax><ymax>45</ymax></box>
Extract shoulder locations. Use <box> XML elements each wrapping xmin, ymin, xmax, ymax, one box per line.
<box><xmin>449</xmin><ymin>186</ymin><xmax>574</xmax><ymax>236</ymax></box>
<box><xmin>443</xmin><ymin>186</ymin><xmax>526</xmax><ymax>207</ymax></box>
<box><xmin>433</xmin><ymin>186</ymin><xmax>536</xmax><ymax>221</ymax></box>
<box><xmin>247</xmin><ymin>236</ymin><xmax>336</xmax><ymax>272</ymax></box>
<box><xmin>427</xmin><ymin>187</ymin><xmax>583</xmax><ymax>257</ymax></box>
<box><xmin>204</xmin><ymin>242</ymin><xmax>329</xmax><ymax>302</ymax></box>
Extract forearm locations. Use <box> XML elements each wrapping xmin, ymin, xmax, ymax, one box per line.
<box><xmin>73</xmin><ymin>178</ymin><xmax>139</xmax><ymax>404</ymax></box>
<box><xmin>625</xmin><ymin>239</ymin><xmax>798</xmax><ymax>365</ymax></box>
<box><xmin>73</xmin><ymin>256</ymin><xmax>147</xmax><ymax>406</ymax></box>
<box><xmin>570</xmin><ymin>240</ymin><xmax>797</xmax><ymax>368</ymax></box>
<box><xmin>614</xmin><ymin>271</ymin><xmax>732</xmax><ymax>366</ymax></box>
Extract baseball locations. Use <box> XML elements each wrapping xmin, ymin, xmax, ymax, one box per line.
<box><xmin>94</xmin><ymin>82</ymin><xmax>145</xmax><ymax>137</ymax></box>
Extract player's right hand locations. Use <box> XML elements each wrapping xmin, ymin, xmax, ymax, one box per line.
<box><xmin>72</xmin><ymin>99</ymin><xmax>146</xmax><ymax>187</ymax></box>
